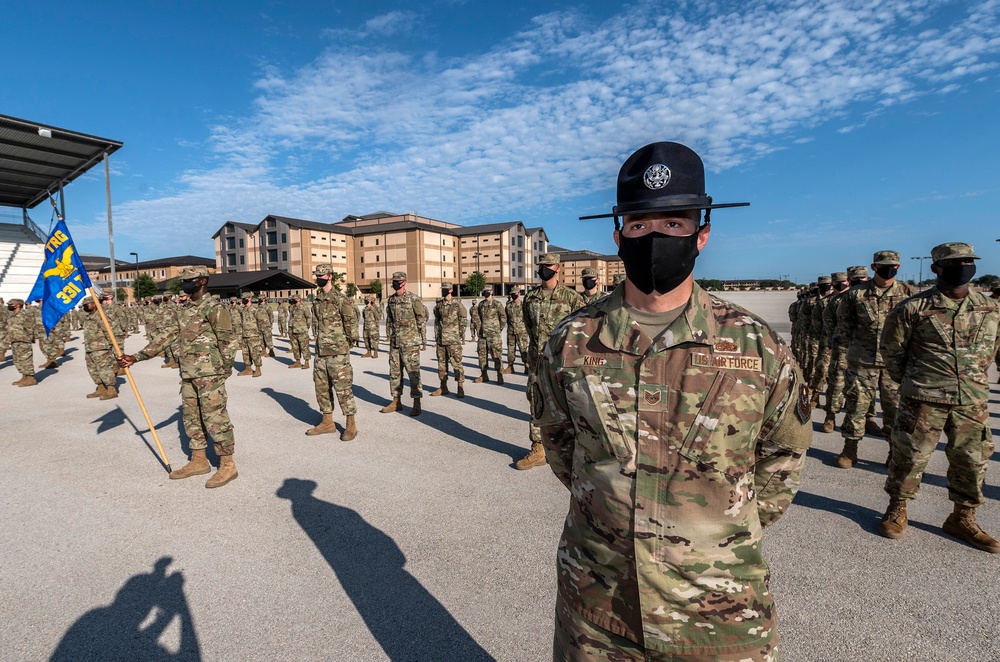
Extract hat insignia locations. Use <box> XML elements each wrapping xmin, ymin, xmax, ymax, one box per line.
<box><xmin>643</xmin><ymin>164</ymin><xmax>671</xmax><ymax>190</ymax></box>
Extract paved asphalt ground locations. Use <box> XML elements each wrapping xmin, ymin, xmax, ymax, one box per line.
<box><xmin>1</xmin><ymin>291</ymin><xmax>997</xmax><ymax>661</ymax></box>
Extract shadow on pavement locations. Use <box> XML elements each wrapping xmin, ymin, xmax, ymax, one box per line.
<box><xmin>91</xmin><ymin>407</ymin><xmax>172</xmax><ymax>472</ymax></box>
<box><xmin>792</xmin><ymin>491</ymin><xmax>946</xmax><ymax>539</ymax></box>
<box><xmin>260</xmin><ymin>387</ymin><xmax>315</xmax><ymax>426</ymax></box>
<box><xmin>50</xmin><ymin>556</ymin><xmax>200</xmax><ymax>662</ymax></box>
<box><xmin>355</xmin><ymin>379</ymin><xmax>525</xmax><ymax>461</ymax></box>
<box><xmin>276</xmin><ymin>479</ymin><xmax>494</xmax><ymax>662</ymax></box>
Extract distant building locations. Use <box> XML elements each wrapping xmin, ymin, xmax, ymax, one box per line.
<box><xmin>548</xmin><ymin>245</ymin><xmax>625</xmax><ymax>292</ymax></box>
<box><xmin>96</xmin><ymin>255</ymin><xmax>216</xmax><ymax>302</ymax></box>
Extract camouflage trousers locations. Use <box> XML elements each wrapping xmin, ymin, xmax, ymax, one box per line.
<box><xmin>886</xmin><ymin>398</ymin><xmax>993</xmax><ymax>507</ymax></box>
<box><xmin>39</xmin><ymin>334</ymin><xmax>64</xmax><ymax>361</ymax></box>
<box><xmin>842</xmin><ymin>365</ymin><xmax>900</xmax><ymax>441</ymax></box>
<box><xmin>364</xmin><ymin>329</ymin><xmax>380</xmax><ymax>353</ymax></box>
<box><xmin>260</xmin><ymin>329</ymin><xmax>274</xmax><ymax>353</ymax></box>
<box><xmin>85</xmin><ymin>348</ymin><xmax>117</xmax><ymax>387</ymax></box>
<box><xmin>803</xmin><ymin>339</ymin><xmax>820</xmax><ymax>384</ymax></box>
<box><xmin>435</xmin><ymin>344</ymin><xmax>464</xmax><ymax>382</ymax></box>
<box><xmin>277</xmin><ymin>317</ymin><xmax>287</xmax><ymax>336</ymax></box>
<box><xmin>313</xmin><ymin>353</ymin><xmax>356</xmax><ymax>416</ymax></box>
<box><xmin>477</xmin><ymin>334</ymin><xmax>502</xmax><ymax>369</ymax></box>
<box><xmin>506</xmin><ymin>329</ymin><xmax>528</xmax><ymax>367</ymax></box>
<box><xmin>0</xmin><ymin>331</ymin><xmax>9</xmax><ymax>358</ymax></box>
<box><xmin>470</xmin><ymin>323</ymin><xmax>479</xmax><ymax>341</ymax></box>
<box><xmin>241</xmin><ymin>335</ymin><xmax>262</xmax><ymax>368</ymax></box>
<box><xmin>11</xmin><ymin>341</ymin><xmax>34</xmax><ymax>377</ymax></box>
<box><xmin>553</xmin><ymin>595</ymin><xmax>778</xmax><ymax>662</ymax></box>
<box><xmin>808</xmin><ymin>345</ymin><xmax>831</xmax><ymax>393</ymax></box>
<box><xmin>388</xmin><ymin>345</ymin><xmax>422</xmax><ymax>399</ymax></box>
<box><xmin>288</xmin><ymin>331</ymin><xmax>310</xmax><ymax>362</ymax></box>
<box><xmin>180</xmin><ymin>374</ymin><xmax>234</xmax><ymax>455</ymax></box>
<box><xmin>823</xmin><ymin>345</ymin><xmax>848</xmax><ymax>414</ymax></box>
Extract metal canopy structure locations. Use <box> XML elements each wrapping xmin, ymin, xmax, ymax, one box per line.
<box><xmin>0</xmin><ymin>113</ymin><xmax>122</xmax><ymax>210</ymax></box>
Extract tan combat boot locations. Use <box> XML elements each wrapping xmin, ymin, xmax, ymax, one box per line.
<box><xmin>835</xmin><ymin>439</ymin><xmax>859</xmax><ymax>469</ymax></box>
<box><xmin>879</xmin><ymin>497</ymin><xmax>907</xmax><ymax>539</ymax></box>
<box><xmin>169</xmin><ymin>449</ymin><xmax>211</xmax><ymax>480</ymax></box>
<box><xmin>943</xmin><ymin>505</ymin><xmax>1000</xmax><ymax>553</ymax></box>
<box><xmin>515</xmin><ymin>443</ymin><xmax>547</xmax><ymax>470</ymax></box>
<box><xmin>16</xmin><ymin>375</ymin><xmax>38</xmax><ymax>387</ymax></box>
<box><xmin>100</xmin><ymin>385</ymin><xmax>119</xmax><ymax>400</ymax></box>
<box><xmin>237</xmin><ymin>366</ymin><xmax>252</xmax><ymax>376</ymax></box>
<box><xmin>305</xmin><ymin>413</ymin><xmax>337</xmax><ymax>436</ymax></box>
<box><xmin>302</xmin><ymin>359</ymin><xmax>310</xmax><ymax>369</ymax></box>
<box><xmin>340</xmin><ymin>415</ymin><xmax>358</xmax><ymax>442</ymax></box>
<box><xmin>409</xmin><ymin>398</ymin><xmax>422</xmax><ymax>417</ymax></box>
<box><xmin>41</xmin><ymin>359</ymin><xmax>59</xmax><ymax>370</ymax></box>
<box><xmin>821</xmin><ymin>412</ymin><xmax>836</xmax><ymax>434</ymax></box>
<box><xmin>268</xmin><ymin>349</ymin><xmax>276</xmax><ymax>358</ymax></box>
<box><xmin>362</xmin><ymin>350</ymin><xmax>372</xmax><ymax>358</ymax></box>
<box><xmin>205</xmin><ymin>455</ymin><xmax>238</xmax><ymax>488</ymax></box>
<box><xmin>380</xmin><ymin>397</ymin><xmax>401</xmax><ymax>413</ymax></box>
<box><xmin>87</xmin><ymin>385</ymin><xmax>107</xmax><ymax>399</ymax></box>
<box><xmin>252</xmin><ymin>366</ymin><xmax>262</xmax><ymax>378</ymax></box>
<box><xmin>288</xmin><ymin>360</ymin><xmax>301</xmax><ymax>369</ymax></box>
<box><xmin>865</xmin><ymin>417</ymin><xmax>884</xmax><ymax>437</ymax></box>
<box><xmin>430</xmin><ymin>380</ymin><xmax>449</xmax><ymax>396</ymax></box>
<box><xmin>474</xmin><ymin>371</ymin><xmax>490</xmax><ymax>384</ymax></box>
<box><xmin>501</xmin><ymin>363</ymin><xmax>513</xmax><ymax>375</ymax></box>
<box><xmin>809</xmin><ymin>390</ymin><xmax>821</xmax><ymax>409</ymax></box>
<box><xmin>372</xmin><ymin>349</ymin><xmax>379</xmax><ymax>359</ymax></box>
<box><xmin>456</xmin><ymin>382</ymin><xmax>465</xmax><ymax>399</ymax></box>
<box><xmin>161</xmin><ymin>361</ymin><xmax>174</xmax><ymax>369</ymax></box>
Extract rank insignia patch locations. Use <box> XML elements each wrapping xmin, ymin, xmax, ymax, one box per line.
<box><xmin>796</xmin><ymin>384</ymin><xmax>811</xmax><ymax>423</ymax></box>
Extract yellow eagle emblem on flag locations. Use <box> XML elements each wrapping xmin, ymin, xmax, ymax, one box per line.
<box><xmin>43</xmin><ymin>245</ymin><xmax>77</xmax><ymax>280</ymax></box>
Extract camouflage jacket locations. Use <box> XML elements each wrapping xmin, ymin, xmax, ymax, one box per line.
<box><xmin>810</xmin><ymin>294</ymin><xmax>835</xmax><ymax>347</ymax></box>
<box><xmin>8</xmin><ymin>306</ymin><xmax>44</xmax><ymax>343</ymax></box>
<box><xmin>523</xmin><ymin>284</ymin><xmax>584</xmax><ymax>360</ymax></box>
<box><xmin>385</xmin><ymin>291</ymin><xmax>427</xmax><ymax>348</ymax></box>
<box><xmin>312</xmin><ymin>288</ymin><xmax>357</xmax><ymax>356</ymax></box>
<box><xmin>476</xmin><ymin>298</ymin><xmax>506</xmax><ymax>338</ymax></box>
<box><xmin>82</xmin><ymin>309</ymin><xmax>115</xmax><ymax>352</ymax></box>
<box><xmin>505</xmin><ymin>298</ymin><xmax>526</xmax><ymax>334</ymax></box>
<box><xmin>838</xmin><ymin>280</ymin><xmax>915</xmax><ymax>367</ymax></box>
<box><xmin>434</xmin><ymin>298</ymin><xmax>467</xmax><ymax>346</ymax></box>
<box><xmin>580</xmin><ymin>291</ymin><xmax>604</xmax><ymax>306</ymax></box>
<box><xmin>230</xmin><ymin>304</ymin><xmax>243</xmax><ymax>336</ymax></box>
<box><xmin>469</xmin><ymin>302</ymin><xmax>480</xmax><ymax>330</ymax></box>
<box><xmin>822</xmin><ymin>289</ymin><xmax>852</xmax><ymax>348</ymax></box>
<box><xmin>255</xmin><ymin>304</ymin><xmax>273</xmax><ymax>333</ymax></box>
<box><xmin>362</xmin><ymin>303</ymin><xmax>382</xmax><ymax>333</ymax></box>
<box><xmin>278</xmin><ymin>301</ymin><xmax>289</xmax><ymax>323</ymax></box>
<box><xmin>793</xmin><ymin>297</ymin><xmax>815</xmax><ymax>342</ymax></box>
<box><xmin>288</xmin><ymin>303</ymin><xmax>312</xmax><ymax>335</ymax></box>
<box><xmin>0</xmin><ymin>304</ymin><xmax>10</xmax><ymax>334</ymax></box>
<box><xmin>239</xmin><ymin>306</ymin><xmax>260</xmax><ymax>338</ymax></box>
<box><xmin>103</xmin><ymin>305</ymin><xmax>126</xmax><ymax>341</ymax></box>
<box><xmin>534</xmin><ymin>283</ymin><xmax>811</xmax><ymax>657</ymax></box>
<box><xmin>133</xmin><ymin>295</ymin><xmax>236</xmax><ymax>378</ymax></box>
<box><xmin>882</xmin><ymin>286</ymin><xmax>1000</xmax><ymax>405</ymax></box>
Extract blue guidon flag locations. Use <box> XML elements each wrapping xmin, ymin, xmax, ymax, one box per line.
<box><xmin>27</xmin><ymin>219</ymin><xmax>93</xmax><ymax>335</ymax></box>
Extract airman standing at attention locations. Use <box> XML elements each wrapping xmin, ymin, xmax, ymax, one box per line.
<box><xmin>431</xmin><ymin>282</ymin><xmax>467</xmax><ymax>398</ymax></box>
<box><xmin>0</xmin><ymin>297</ymin><xmax>10</xmax><ymax>363</ymax></box>
<box><xmin>237</xmin><ymin>297</ymin><xmax>263</xmax><ymax>377</ymax></box>
<box><xmin>80</xmin><ymin>296</ymin><xmax>120</xmax><ymax>400</ymax></box>
<box><xmin>518</xmin><ymin>253</ymin><xmax>585</xmax><ymax>470</ymax></box>
<box><xmin>579</xmin><ymin>266</ymin><xmax>603</xmax><ymax>305</ymax></box>
<box><xmin>305</xmin><ymin>265</ymin><xmax>358</xmax><ymax>440</ymax></box>
<box><xmin>821</xmin><ymin>267</ymin><xmax>869</xmax><ymax>433</ymax></box>
<box><xmin>502</xmin><ymin>287</ymin><xmax>528</xmax><ymax>374</ymax></box>
<box><xmin>536</xmin><ymin>141</ymin><xmax>810</xmax><ymax>661</ymax></box>
<box><xmin>38</xmin><ymin>313</ymin><xmax>71</xmax><ymax>371</ymax></box>
<box><xmin>277</xmin><ymin>298</ymin><xmax>289</xmax><ymax>338</ymax></box>
<box><xmin>808</xmin><ymin>275</ymin><xmax>836</xmax><ymax>407</ymax></box>
<box><xmin>993</xmin><ymin>285</ymin><xmax>1000</xmax><ymax>382</ymax></box>
<box><xmin>7</xmin><ymin>298</ymin><xmax>43</xmax><ymax>387</ymax></box>
<box><xmin>159</xmin><ymin>293</ymin><xmax>179</xmax><ymax>369</ymax></box>
<box><xmin>381</xmin><ymin>272</ymin><xmax>428</xmax><ymax>416</ymax></box>
<box><xmin>795</xmin><ymin>283</ymin><xmax>817</xmax><ymax>380</ymax></box>
<box><xmin>257</xmin><ymin>296</ymin><xmax>276</xmax><ymax>358</ymax></box>
<box><xmin>362</xmin><ymin>297</ymin><xmax>382</xmax><ymax>358</ymax></box>
<box><xmin>835</xmin><ymin>250</ymin><xmax>915</xmax><ymax>468</ymax></box>
<box><xmin>879</xmin><ymin>243</ymin><xmax>999</xmax><ymax>553</ymax></box>
<box><xmin>474</xmin><ymin>289</ymin><xmax>506</xmax><ymax>384</ymax></box>
<box><xmin>469</xmin><ymin>298</ymin><xmax>480</xmax><ymax>341</ymax></box>
<box><xmin>287</xmin><ymin>296</ymin><xmax>312</xmax><ymax>370</ymax></box>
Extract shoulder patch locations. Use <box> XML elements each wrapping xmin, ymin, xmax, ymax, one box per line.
<box><xmin>796</xmin><ymin>384</ymin><xmax>811</xmax><ymax>424</ymax></box>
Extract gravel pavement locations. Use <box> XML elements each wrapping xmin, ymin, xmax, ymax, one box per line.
<box><xmin>1</xmin><ymin>291</ymin><xmax>997</xmax><ymax>661</ymax></box>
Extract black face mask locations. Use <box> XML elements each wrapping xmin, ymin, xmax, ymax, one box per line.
<box><xmin>441</xmin><ymin>290</ymin><xmax>451</xmax><ymax>298</ymax></box>
<box><xmin>938</xmin><ymin>263</ymin><xmax>976</xmax><ymax>287</ymax></box>
<box><xmin>617</xmin><ymin>230</ymin><xmax>700</xmax><ymax>295</ymax></box>
<box><xmin>392</xmin><ymin>281</ymin><xmax>403</xmax><ymax>291</ymax></box>
<box><xmin>84</xmin><ymin>305</ymin><xmax>96</xmax><ymax>314</ymax></box>
<box><xmin>818</xmin><ymin>283</ymin><xmax>832</xmax><ymax>294</ymax></box>
<box><xmin>482</xmin><ymin>290</ymin><xmax>491</xmax><ymax>298</ymax></box>
<box><xmin>316</xmin><ymin>277</ymin><xmax>329</xmax><ymax>288</ymax></box>
<box><xmin>582</xmin><ymin>277</ymin><xmax>598</xmax><ymax>290</ymax></box>
<box><xmin>180</xmin><ymin>280</ymin><xmax>200</xmax><ymax>295</ymax></box>
<box><xmin>833</xmin><ymin>282</ymin><xmax>849</xmax><ymax>292</ymax></box>
<box><xmin>6</xmin><ymin>306</ymin><xmax>15</xmax><ymax>312</ymax></box>
<box><xmin>538</xmin><ymin>266</ymin><xmax>557</xmax><ymax>281</ymax></box>
<box><xmin>874</xmin><ymin>266</ymin><xmax>898</xmax><ymax>280</ymax></box>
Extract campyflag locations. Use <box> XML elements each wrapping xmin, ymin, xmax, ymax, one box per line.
<box><xmin>26</xmin><ymin>219</ymin><xmax>93</xmax><ymax>335</ymax></box>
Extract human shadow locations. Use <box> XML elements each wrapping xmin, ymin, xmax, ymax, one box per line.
<box><xmin>260</xmin><ymin>387</ymin><xmax>316</xmax><ymax>426</ymax></box>
<box><xmin>792</xmin><ymin>491</ymin><xmax>945</xmax><ymax>538</ymax></box>
<box><xmin>355</xmin><ymin>378</ymin><xmax>526</xmax><ymax>462</ymax></box>
<box><xmin>276</xmin><ymin>479</ymin><xmax>494</xmax><ymax>661</ymax></box>
<box><xmin>50</xmin><ymin>556</ymin><xmax>200</xmax><ymax>662</ymax></box>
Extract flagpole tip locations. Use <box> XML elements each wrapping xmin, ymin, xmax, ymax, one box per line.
<box><xmin>165</xmin><ymin>464</ymin><xmax>173</xmax><ymax>474</ymax></box>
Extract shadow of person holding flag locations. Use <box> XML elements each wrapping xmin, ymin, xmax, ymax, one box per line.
<box><xmin>50</xmin><ymin>556</ymin><xmax>200</xmax><ymax>661</ymax></box>
<box><xmin>276</xmin><ymin>478</ymin><xmax>494</xmax><ymax>661</ymax></box>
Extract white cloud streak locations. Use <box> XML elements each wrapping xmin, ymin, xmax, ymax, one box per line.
<box><xmin>107</xmin><ymin>0</ymin><xmax>1000</xmax><ymax>250</ymax></box>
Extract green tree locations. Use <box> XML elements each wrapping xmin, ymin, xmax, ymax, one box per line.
<box><xmin>133</xmin><ymin>273</ymin><xmax>157</xmax><ymax>300</ymax></box>
<box><xmin>464</xmin><ymin>271</ymin><xmax>487</xmax><ymax>297</ymax></box>
<box><xmin>695</xmin><ymin>278</ymin><xmax>723</xmax><ymax>291</ymax></box>
<box><xmin>369</xmin><ymin>278</ymin><xmax>383</xmax><ymax>300</ymax></box>
<box><xmin>115</xmin><ymin>287</ymin><xmax>129</xmax><ymax>303</ymax></box>
<box><xmin>331</xmin><ymin>271</ymin><xmax>344</xmax><ymax>293</ymax></box>
<box><xmin>346</xmin><ymin>282</ymin><xmax>358</xmax><ymax>298</ymax></box>
<box><xmin>167</xmin><ymin>278</ymin><xmax>183</xmax><ymax>295</ymax></box>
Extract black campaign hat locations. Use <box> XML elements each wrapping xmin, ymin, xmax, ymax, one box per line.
<box><xmin>580</xmin><ymin>142</ymin><xmax>748</xmax><ymax>220</ymax></box>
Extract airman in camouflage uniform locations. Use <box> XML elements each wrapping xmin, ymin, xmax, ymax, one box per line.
<box><xmin>807</xmin><ymin>275</ymin><xmax>835</xmax><ymax>405</ymax></box>
<box><xmin>7</xmin><ymin>298</ymin><xmax>44</xmax><ymax>386</ymax></box>
<box><xmin>835</xmin><ymin>250</ymin><xmax>916</xmax><ymax>468</ymax></box>
<box><xmin>237</xmin><ymin>297</ymin><xmax>263</xmax><ymax>377</ymax></box>
<box><xmin>469</xmin><ymin>299</ymin><xmax>480</xmax><ymax>341</ymax></box>
<box><xmin>287</xmin><ymin>296</ymin><xmax>312</xmax><ymax>369</ymax></box>
<box><xmin>517</xmin><ymin>253</ymin><xmax>584</xmax><ymax>470</ymax></box>
<box><xmin>158</xmin><ymin>294</ymin><xmax>180</xmax><ymax>369</ymax></box>
<box><xmin>38</xmin><ymin>314</ymin><xmax>71</xmax><ymax>370</ymax></box>
<box><xmin>820</xmin><ymin>267</ymin><xmax>869</xmax><ymax>433</ymax></box>
<box><xmin>362</xmin><ymin>297</ymin><xmax>382</xmax><ymax>358</ymax></box>
<box><xmin>79</xmin><ymin>296</ymin><xmax>120</xmax><ymax>400</ymax></box>
<box><xmin>257</xmin><ymin>297</ymin><xmax>276</xmax><ymax>358</ymax></box>
<box><xmin>579</xmin><ymin>266</ymin><xmax>603</xmax><ymax>305</ymax></box>
<box><xmin>430</xmin><ymin>282</ymin><xmax>467</xmax><ymax>398</ymax></box>
<box><xmin>381</xmin><ymin>271</ymin><xmax>428</xmax><ymax>416</ymax></box>
<box><xmin>536</xmin><ymin>142</ymin><xmax>811</xmax><ymax>661</ymax></box>
<box><xmin>0</xmin><ymin>298</ymin><xmax>10</xmax><ymax>362</ymax></box>
<box><xmin>879</xmin><ymin>243</ymin><xmax>1000</xmax><ymax>554</ymax></box>
<box><xmin>502</xmin><ymin>288</ymin><xmax>528</xmax><ymax>374</ymax></box>
<box><xmin>795</xmin><ymin>284</ymin><xmax>817</xmax><ymax>378</ymax></box>
<box><xmin>993</xmin><ymin>285</ymin><xmax>1000</xmax><ymax>382</ymax></box>
<box><xmin>119</xmin><ymin>266</ymin><xmax>240</xmax><ymax>488</ymax></box>
<box><xmin>277</xmin><ymin>299</ymin><xmax>289</xmax><ymax>337</ymax></box>
<box><xmin>305</xmin><ymin>265</ymin><xmax>359</xmax><ymax>440</ymax></box>
<box><xmin>475</xmin><ymin>290</ymin><xmax>507</xmax><ymax>384</ymax></box>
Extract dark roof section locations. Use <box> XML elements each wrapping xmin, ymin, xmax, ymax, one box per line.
<box><xmin>97</xmin><ymin>255</ymin><xmax>215</xmax><ymax>274</ymax></box>
<box><xmin>268</xmin><ymin>214</ymin><xmax>346</xmax><ymax>234</ymax></box>
<box><xmin>340</xmin><ymin>211</ymin><xmax>397</xmax><ymax>222</ymax></box>
<box><xmin>548</xmin><ymin>244</ymin><xmax>571</xmax><ymax>253</ymax></box>
<box><xmin>0</xmin><ymin>114</ymin><xmax>123</xmax><ymax>209</ymax></box>
<box><xmin>212</xmin><ymin>221</ymin><xmax>259</xmax><ymax>238</ymax></box>
<box><xmin>452</xmin><ymin>221</ymin><xmax>521</xmax><ymax>236</ymax></box>
<box><xmin>167</xmin><ymin>269</ymin><xmax>315</xmax><ymax>295</ymax></box>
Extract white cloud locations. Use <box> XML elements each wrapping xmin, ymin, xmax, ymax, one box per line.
<box><xmin>106</xmin><ymin>0</ymin><xmax>1000</xmax><ymax>250</ymax></box>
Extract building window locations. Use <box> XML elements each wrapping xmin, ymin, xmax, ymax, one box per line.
<box><xmin>281</xmin><ymin>233</ymin><xmax>286</xmax><ymax>243</ymax></box>
<box><xmin>239</xmin><ymin>256</ymin><xmax>245</xmax><ymax>265</ymax></box>
<box><xmin>518</xmin><ymin>266</ymin><xmax>523</xmax><ymax>278</ymax></box>
<box><xmin>227</xmin><ymin>254</ymin><xmax>236</xmax><ymax>266</ymax></box>
<box><xmin>160</xmin><ymin>270</ymin><xmax>165</xmax><ymax>277</ymax></box>
<box><xmin>267</xmin><ymin>231</ymin><xmax>277</xmax><ymax>245</ymax></box>
<box><xmin>360</xmin><ymin>257</ymin><xmax>364</xmax><ymax>263</ymax></box>
<box><xmin>376</xmin><ymin>271</ymin><xmax>380</xmax><ymax>278</ymax></box>
<box><xmin>239</xmin><ymin>238</ymin><xmax>244</xmax><ymax>248</ymax></box>
<box><xmin>518</xmin><ymin>236</ymin><xmax>523</xmax><ymax>248</ymax></box>
<box><xmin>375</xmin><ymin>238</ymin><xmax>380</xmax><ymax>246</ymax></box>
<box><xmin>266</xmin><ymin>219</ymin><xmax>276</xmax><ymax>228</ymax></box>
<box><xmin>268</xmin><ymin>249</ymin><xmax>278</xmax><ymax>262</ymax></box>
<box><xmin>376</xmin><ymin>255</ymin><xmax>380</xmax><ymax>262</ymax></box>
<box><xmin>227</xmin><ymin>237</ymin><xmax>235</xmax><ymax>250</ymax></box>
<box><xmin>282</xmin><ymin>251</ymin><xmax>287</xmax><ymax>261</ymax></box>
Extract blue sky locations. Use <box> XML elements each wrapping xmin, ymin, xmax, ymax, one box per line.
<box><xmin>4</xmin><ymin>0</ymin><xmax>1000</xmax><ymax>283</ymax></box>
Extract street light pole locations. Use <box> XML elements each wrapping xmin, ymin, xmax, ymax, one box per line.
<box><xmin>129</xmin><ymin>252</ymin><xmax>138</xmax><ymax>302</ymax></box>
<box><xmin>911</xmin><ymin>256</ymin><xmax>931</xmax><ymax>285</ymax></box>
